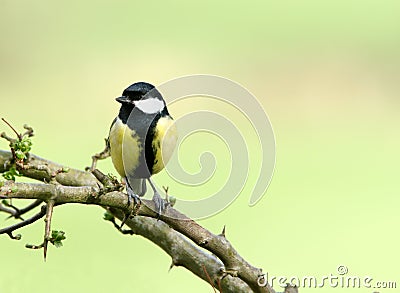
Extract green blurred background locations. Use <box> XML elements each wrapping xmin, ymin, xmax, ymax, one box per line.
<box><xmin>1</xmin><ymin>0</ymin><xmax>399</xmax><ymax>292</ymax></box>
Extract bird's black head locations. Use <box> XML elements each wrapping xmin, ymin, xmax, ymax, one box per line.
<box><xmin>116</xmin><ymin>82</ymin><xmax>168</xmax><ymax>123</ymax></box>
<box><xmin>116</xmin><ymin>82</ymin><xmax>162</xmax><ymax>104</ymax></box>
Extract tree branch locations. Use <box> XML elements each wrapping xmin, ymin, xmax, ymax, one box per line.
<box><xmin>0</xmin><ymin>150</ymin><xmax>275</xmax><ymax>292</ymax></box>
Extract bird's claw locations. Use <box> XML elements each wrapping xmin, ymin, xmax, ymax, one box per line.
<box><xmin>119</xmin><ymin>188</ymin><xmax>141</xmax><ymax>229</ymax></box>
<box><xmin>127</xmin><ymin>192</ymin><xmax>141</xmax><ymax>207</ymax></box>
<box><xmin>152</xmin><ymin>192</ymin><xmax>167</xmax><ymax>219</ymax></box>
<box><xmin>126</xmin><ymin>185</ymin><xmax>141</xmax><ymax>207</ymax></box>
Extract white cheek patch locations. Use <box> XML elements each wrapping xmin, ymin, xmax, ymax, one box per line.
<box><xmin>134</xmin><ymin>98</ymin><xmax>165</xmax><ymax>114</ymax></box>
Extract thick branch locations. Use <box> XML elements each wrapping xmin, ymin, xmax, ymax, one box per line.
<box><xmin>0</xmin><ymin>150</ymin><xmax>274</xmax><ymax>292</ymax></box>
<box><xmin>0</xmin><ymin>150</ymin><xmax>98</xmax><ymax>186</ymax></box>
<box><xmin>110</xmin><ymin>208</ymin><xmax>252</xmax><ymax>292</ymax></box>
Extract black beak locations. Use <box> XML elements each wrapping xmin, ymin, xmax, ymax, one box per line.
<box><xmin>116</xmin><ymin>96</ymin><xmax>132</xmax><ymax>104</ymax></box>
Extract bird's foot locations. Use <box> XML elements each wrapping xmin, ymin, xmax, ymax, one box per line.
<box><xmin>127</xmin><ymin>192</ymin><xmax>141</xmax><ymax>208</ymax></box>
<box><xmin>152</xmin><ymin>192</ymin><xmax>168</xmax><ymax>219</ymax></box>
<box><xmin>120</xmin><ymin>188</ymin><xmax>141</xmax><ymax>229</ymax></box>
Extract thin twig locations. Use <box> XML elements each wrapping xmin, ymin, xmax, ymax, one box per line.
<box><xmin>22</xmin><ymin>124</ymin><xmax>34</xmax><ymax>138</ymax></box>
<box><xmin>0</xmin><ymin>203</ymin><xmax>17</xmax><ymax>217</ymax></box>
<box><xmin>0</xmin><ymin>132</ymin><xmax>16</xmax><ymax>143</ymax></box>
<box><xmin>2</xmin><ymin>199</ymin><xmax>20</xmax><ymax>212</ymax></box>
<box><xmin>43</xmin><ymin>200</ymin><xmax>55</xmax><ymax>260</ymax></box>
<box><xmin>1</xmin><ymin>199</ymin><xmax>24</xmax><ymax>220</ymax></box>
<box><xmin>0</xmin><ymin>205</ymin><xmax>46</xmax><ymax>238</ymax></box>
<box><xmin>7</xmin><ymin>199</ymin><xmax>43</xmax><ymax>220</ymax></box>
<box><xmin>26</xmin><ymin>242</ymin><xmax>44</xmax><ymax>249</ymax></box>
<box><xmin>202</xmin><ymin>264</ymin><xmax>217</xmax><ymax>293</ymax></box>
<box><xmin>1</xmin><ymin>118</ymin><xmax>21</xmax><ymax>140</ymax></box>
<box><xmin>89</xmin><ymin>138</ymin><xmax>110</xmax><ymax>171</ymax></box>
<box><xmin>104</xmin><ymin>210</ymin><xmax>135</xmax><ymax>235</ymax></box>
<box><xmin>217</xmin><ymin>278</ymin><xmax>223</xmax><ymax>292</ymax></box>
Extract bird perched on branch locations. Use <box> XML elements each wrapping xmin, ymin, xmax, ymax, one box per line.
<box><xmin>108</xmin><ymin>82</ymin><xmax>177</xmax><ymax>215</ymax></box>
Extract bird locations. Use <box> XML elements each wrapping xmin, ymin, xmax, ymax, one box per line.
<box><xmin>108</xmin><ymin>82</ymin><xmax>177</xmax><ymax>216</ymax></box>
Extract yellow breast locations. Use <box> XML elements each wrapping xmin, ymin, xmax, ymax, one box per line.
<box><xmin>109</xmin><ymin>118</ymin><xmax>141</xmax><ymax>178</ymax></box>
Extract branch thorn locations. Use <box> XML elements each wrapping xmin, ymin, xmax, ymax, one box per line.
<box><xmin>169</xmin><ymin>261</ymin><xmax>175</xmax><ymax>272</ymax></box>
<box><xmin>220</xmin><ymin>225</ymin><xmax>226</xmax><ymax>238</ymax></box>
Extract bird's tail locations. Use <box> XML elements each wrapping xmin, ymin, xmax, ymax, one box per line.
<box><xmin>126</xmin><ymin>178</ymin><xmax>147</xmax><ymax>197</ymax></box>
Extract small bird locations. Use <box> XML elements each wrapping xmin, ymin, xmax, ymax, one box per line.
<box><xmin>108</xmin><ymin>82</ymin><xmax>177</xmax><ymax>215</ymax></box>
